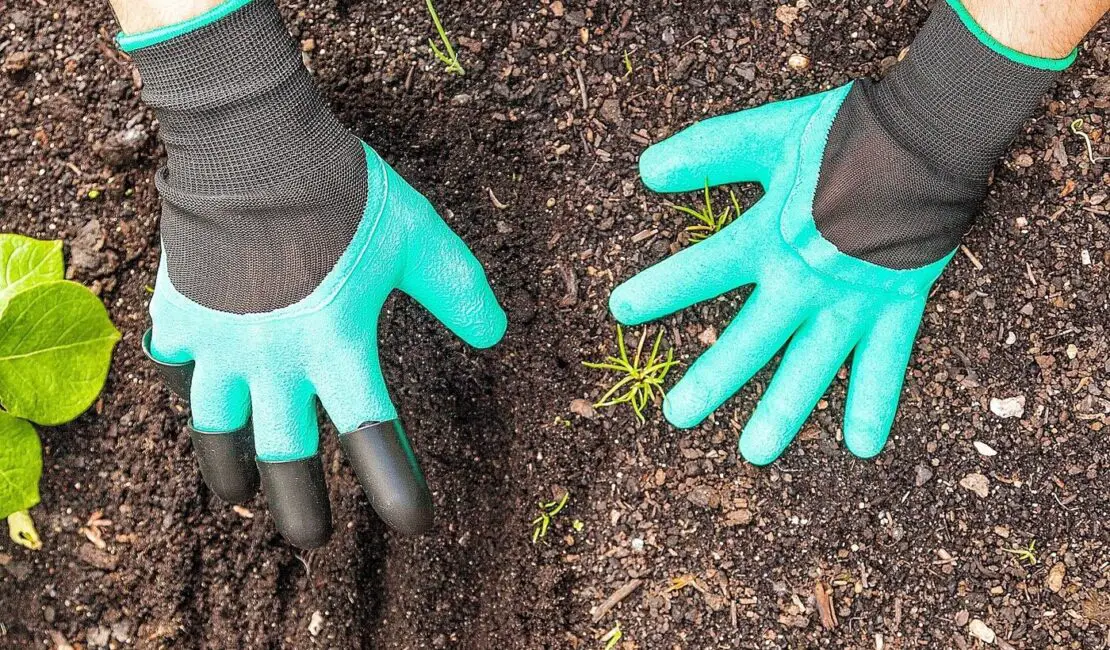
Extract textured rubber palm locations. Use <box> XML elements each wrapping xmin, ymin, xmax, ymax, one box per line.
<box><xmin>617</xmin><ymin>85</ymin><xmax>945</xmax><ymax>465</ymax></box>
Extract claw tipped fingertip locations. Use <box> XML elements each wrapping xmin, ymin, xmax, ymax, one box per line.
<box><xmin>340</xmin><ymin>420</ymin><xmax>434</xmax><ymax>535</ymax></box>
<box><xmin>188</xmin><ymin>424</ymin><xmax>260</xmax><ymax>504</ymax></box>
<box><xmin>259</xmin><ymin>456</ymin><xmax>333</xmax><ymax>549</ymax></box>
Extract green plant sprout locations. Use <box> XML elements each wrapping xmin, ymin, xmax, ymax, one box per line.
<box><xmin>622</xmin><ymin>50</ymin><xmax>633</xmax><ymax>77</ymax></box>
<box><xmin>672</xmin><ymin>180</ymin><xmax>742</xmax><ymax>243</ymax></box>
<box><xmin>583</xmin><ymin>326</ymin><xmax>677</xmax><ymax>423</ymax></box>
<box><xmin>1070</xmin><ymin>119</ymin><xmax>1108</xmax><ymax>163</ymax></box>
<box><xmin>425</xmin><ymin>0</ymin><xmax>464</xmax><ymax>76</ymax></box>
<box><xmin>601</xmin><ymin>622</ymin><xmax>622</xmax><ymax>650</ymax></box>
<box><xmin>531</xmin><ymin>491</ymin><xmax>569</xmax><ymax>544</ymax></box>
<box><xmin>1003</xmin><ymin>540</ymin><xmax>1038</xmax><ymax>566</ymax></box>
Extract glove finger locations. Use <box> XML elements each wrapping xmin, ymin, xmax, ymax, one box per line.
<box><xmin>315</xmin><ymin>353</ymin><xmax>434</xmax><ymax>535</ymax></box>
<box><xmin>340</xmin><ymin>421</ymin><xmax>434</xmax><ymax>535</ymax></box>
<box><xmin>187</xmin><ymin>364</ymin><xmax>257</xmax><ymax>503</ymax></box>
<box><xmin>639</xmin><ymin>94</ymin><xmax>822</xmax><ymax>192</ymax></box>
<box><xmin>738</xmin><ymin>311</ymin><xmax>862</xmax><ymax>466</ymax></box>
<box><xmin>609</xmin><ymin>212</ymin><xmax>760</xmax><ymax>325</ymax></box>
<box><xmin>142</xmin><ymin>328</ymin><xmax>194</xmax><ymax>399</ymax></box>
<box><xmin>257</xmin><ymin>455</ymin><xmax>331</xmax><ymax>549</ymax></box>
<box><xmin>663</xmin><ymin>287</ymin><xmax>805</xmax><ymax>428</ymax></box>
<box><xmin>397</xmin><ymin>197</ymin><xmax>507</xmax><ymax>349</ymax></box>
<box><xmin>843</xmin><ymin>298</ymin><xmax>927</xmax><ymax>459</ymax></box>
<box><xmin>251</xmin><ymin>378</ymin><xmax>331</xmax><ymax>549</ymax></box>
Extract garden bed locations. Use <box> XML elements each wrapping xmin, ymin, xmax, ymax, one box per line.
<box><xmin>1</xmin><ymin>0</ymin><xmax>1108</xmax><ymax>647</ymax></box>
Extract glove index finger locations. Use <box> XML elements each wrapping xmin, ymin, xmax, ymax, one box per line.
<box><xmin>639</xmin><ymin>92</ymin><xmax>826</xmax><ymax>193</ymax></box>
<box><xmin>609</xmin><ymin>197</ymin><xmax>771</xmax><ymax>325</ymax></box>
<box><xmin>610</xmin><ymin>231</ymin><xmax>754</xmax><ymax>326</ymax></box>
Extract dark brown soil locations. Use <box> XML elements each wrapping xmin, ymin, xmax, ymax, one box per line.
<box><xmin>1</xmin><ymin>0</ymin><xmax>1108</xmax><ymax>648</ymax></box>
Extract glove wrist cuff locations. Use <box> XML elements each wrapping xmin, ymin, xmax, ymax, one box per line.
<box><xmin>123</xmin><ymin>0</ymin><xmax>359</xmax><ymax>198</ymax></box>
<box><xmin>868</xmin><ymin>0</ymin><xmax>1066</xmax><ymax>181</ymax></box>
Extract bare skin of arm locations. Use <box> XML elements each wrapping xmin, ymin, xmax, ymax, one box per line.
<box><xmin>109</xmin><ymin>0</ymin><xmax>223</xmax><ymax>34</ymax></box>
<box><xmin>963</xmin><ymin>0</ymin><xmax>1110</xmax><ymax>58</ymax></box>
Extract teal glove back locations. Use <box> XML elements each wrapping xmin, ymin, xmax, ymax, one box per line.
<box><xmin>611</xmin><ymin>84</ymin><xmax>949</xmax><ymax>465</ymax></box>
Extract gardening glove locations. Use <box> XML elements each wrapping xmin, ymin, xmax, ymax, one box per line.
<box><xmin>611</xmin><ymin>0</ymin><xmax>1072</xmax><ymax>465</ymax></box>
<box><xmin>125</xmin><ymin>0</ymin><xmax>506</xmax><ymax>548</ymax></box>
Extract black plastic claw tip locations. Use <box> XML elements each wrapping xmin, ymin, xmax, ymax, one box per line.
<box><xmin>340</xmin><ymin>420</ymin><xmax>434</xmax><ymax>535</ymax></box>
<box><xmin>258</xmin><ymin>456</ymin><xmax>333</xmax><ymax>549</ymax></box>
<box><xmin>141</xmin><ymin>329</ymin><xmax>194</xmax><ymax>399</ymax></box>
<box><xmin>188</xmin><ymin>424</ymin><xmax>260</xmax><ymax>504</ymax></box>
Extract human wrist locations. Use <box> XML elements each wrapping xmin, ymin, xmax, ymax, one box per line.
<box><xmin>960</xmin><ymin>0</ymin><xmax>1096</xmax><ymax>61</ymax></box>
<box><xmin>948</xmin><ymin>0</ymin><xmax>1077</xmax><ymax>68</ymax></box>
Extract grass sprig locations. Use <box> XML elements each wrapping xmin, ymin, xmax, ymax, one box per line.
<box><xmin>583</xmin><ymin>326</ymin><xmax>677</xmax><ymax>423</ymax></box>
<box><xmin>672</xmin><ymin>180</ymin><xmax>741</xmax><ymax>243</ymax></box>
<box><xmin>1003</xmin><ymin>540</ymin><xmax>1038</xmax><ymax>566</ymax></box>
<box><xmin>425</xmin><ymin>0</ymin><xmax>465</xmax><ymax>76</ymax></box>
<box><xmin>1071</xmin><ymin>118</ymin><xmax>1108</xmax><ymax>164</ymax></box>
<box><xmin>531</xmin><ymin>492</ymin><xmax>569</xmax><ymax>544</ymax></box>
<box><xmin>601</xmin><ymin>622</ymin><xmax>623</xmax><ymax>649</ymax></box>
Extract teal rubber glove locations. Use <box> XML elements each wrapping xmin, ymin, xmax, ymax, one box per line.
<box><xmin>611</xmin><ymin>0</ymin><xmax>1071</xmax><ymax>465</ymax></box>
<box><xmin>125</xmin><ymin>0</ymin><xmax>506</xmax><ymax>547</ymax></box>
<box><xmin>612</xmin><ymin>86</ymin><xmax>937</xmax><ymax>464</ymax></box>
<box><xmin>144</xmin><ymin>146</ymin><xmax>505</xmax><ymax>544</ymax></box>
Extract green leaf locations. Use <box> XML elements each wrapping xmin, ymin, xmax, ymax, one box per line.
<box><xmin>0</xmin><ymin>280</ymin><xmax>120</xmax><ymax>425</ymax></box>
<box><xmin>0</xmin><ymin>411</ymin><xmax>41</xmax><ymax>520</ymax></box>
<box><xmin>0</xmin><ymin>234</ymin><xmax>64</xmax><ymax>309</ymax></box>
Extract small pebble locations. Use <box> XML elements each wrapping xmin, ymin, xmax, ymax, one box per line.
<box><xmin>973</xmin><ymin>441</ymin><xmax>997</xmax><ymax>457</ymax></box>
<box><xmin>308</xmin><ymin>611</ymin><xmax>324</xmax><ymax>637</ymax></box>
<box><xmin>969</xmin><ymin>619</ymin><xmax>996</xmax><ymax>643</ymax></box>
<box><xmin>989</xmin><ymin>396</ymin><xmax>1025</xmax><ymax>419</ymax></box>
<box><xmin>787</xmin><ymin>53</ymin><xmax>810</xmax><ymax>70</ymax></box>
<box><xmin>959</xmin><ymin>472</ymin><xmax>990</xmax><ymax>499</ymax></box>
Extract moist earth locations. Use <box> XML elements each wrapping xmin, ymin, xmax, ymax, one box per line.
<box><xmin>1</xmin><ymin>1</ymin><xmax>1108</xmax><ymax>648</ymax></box>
